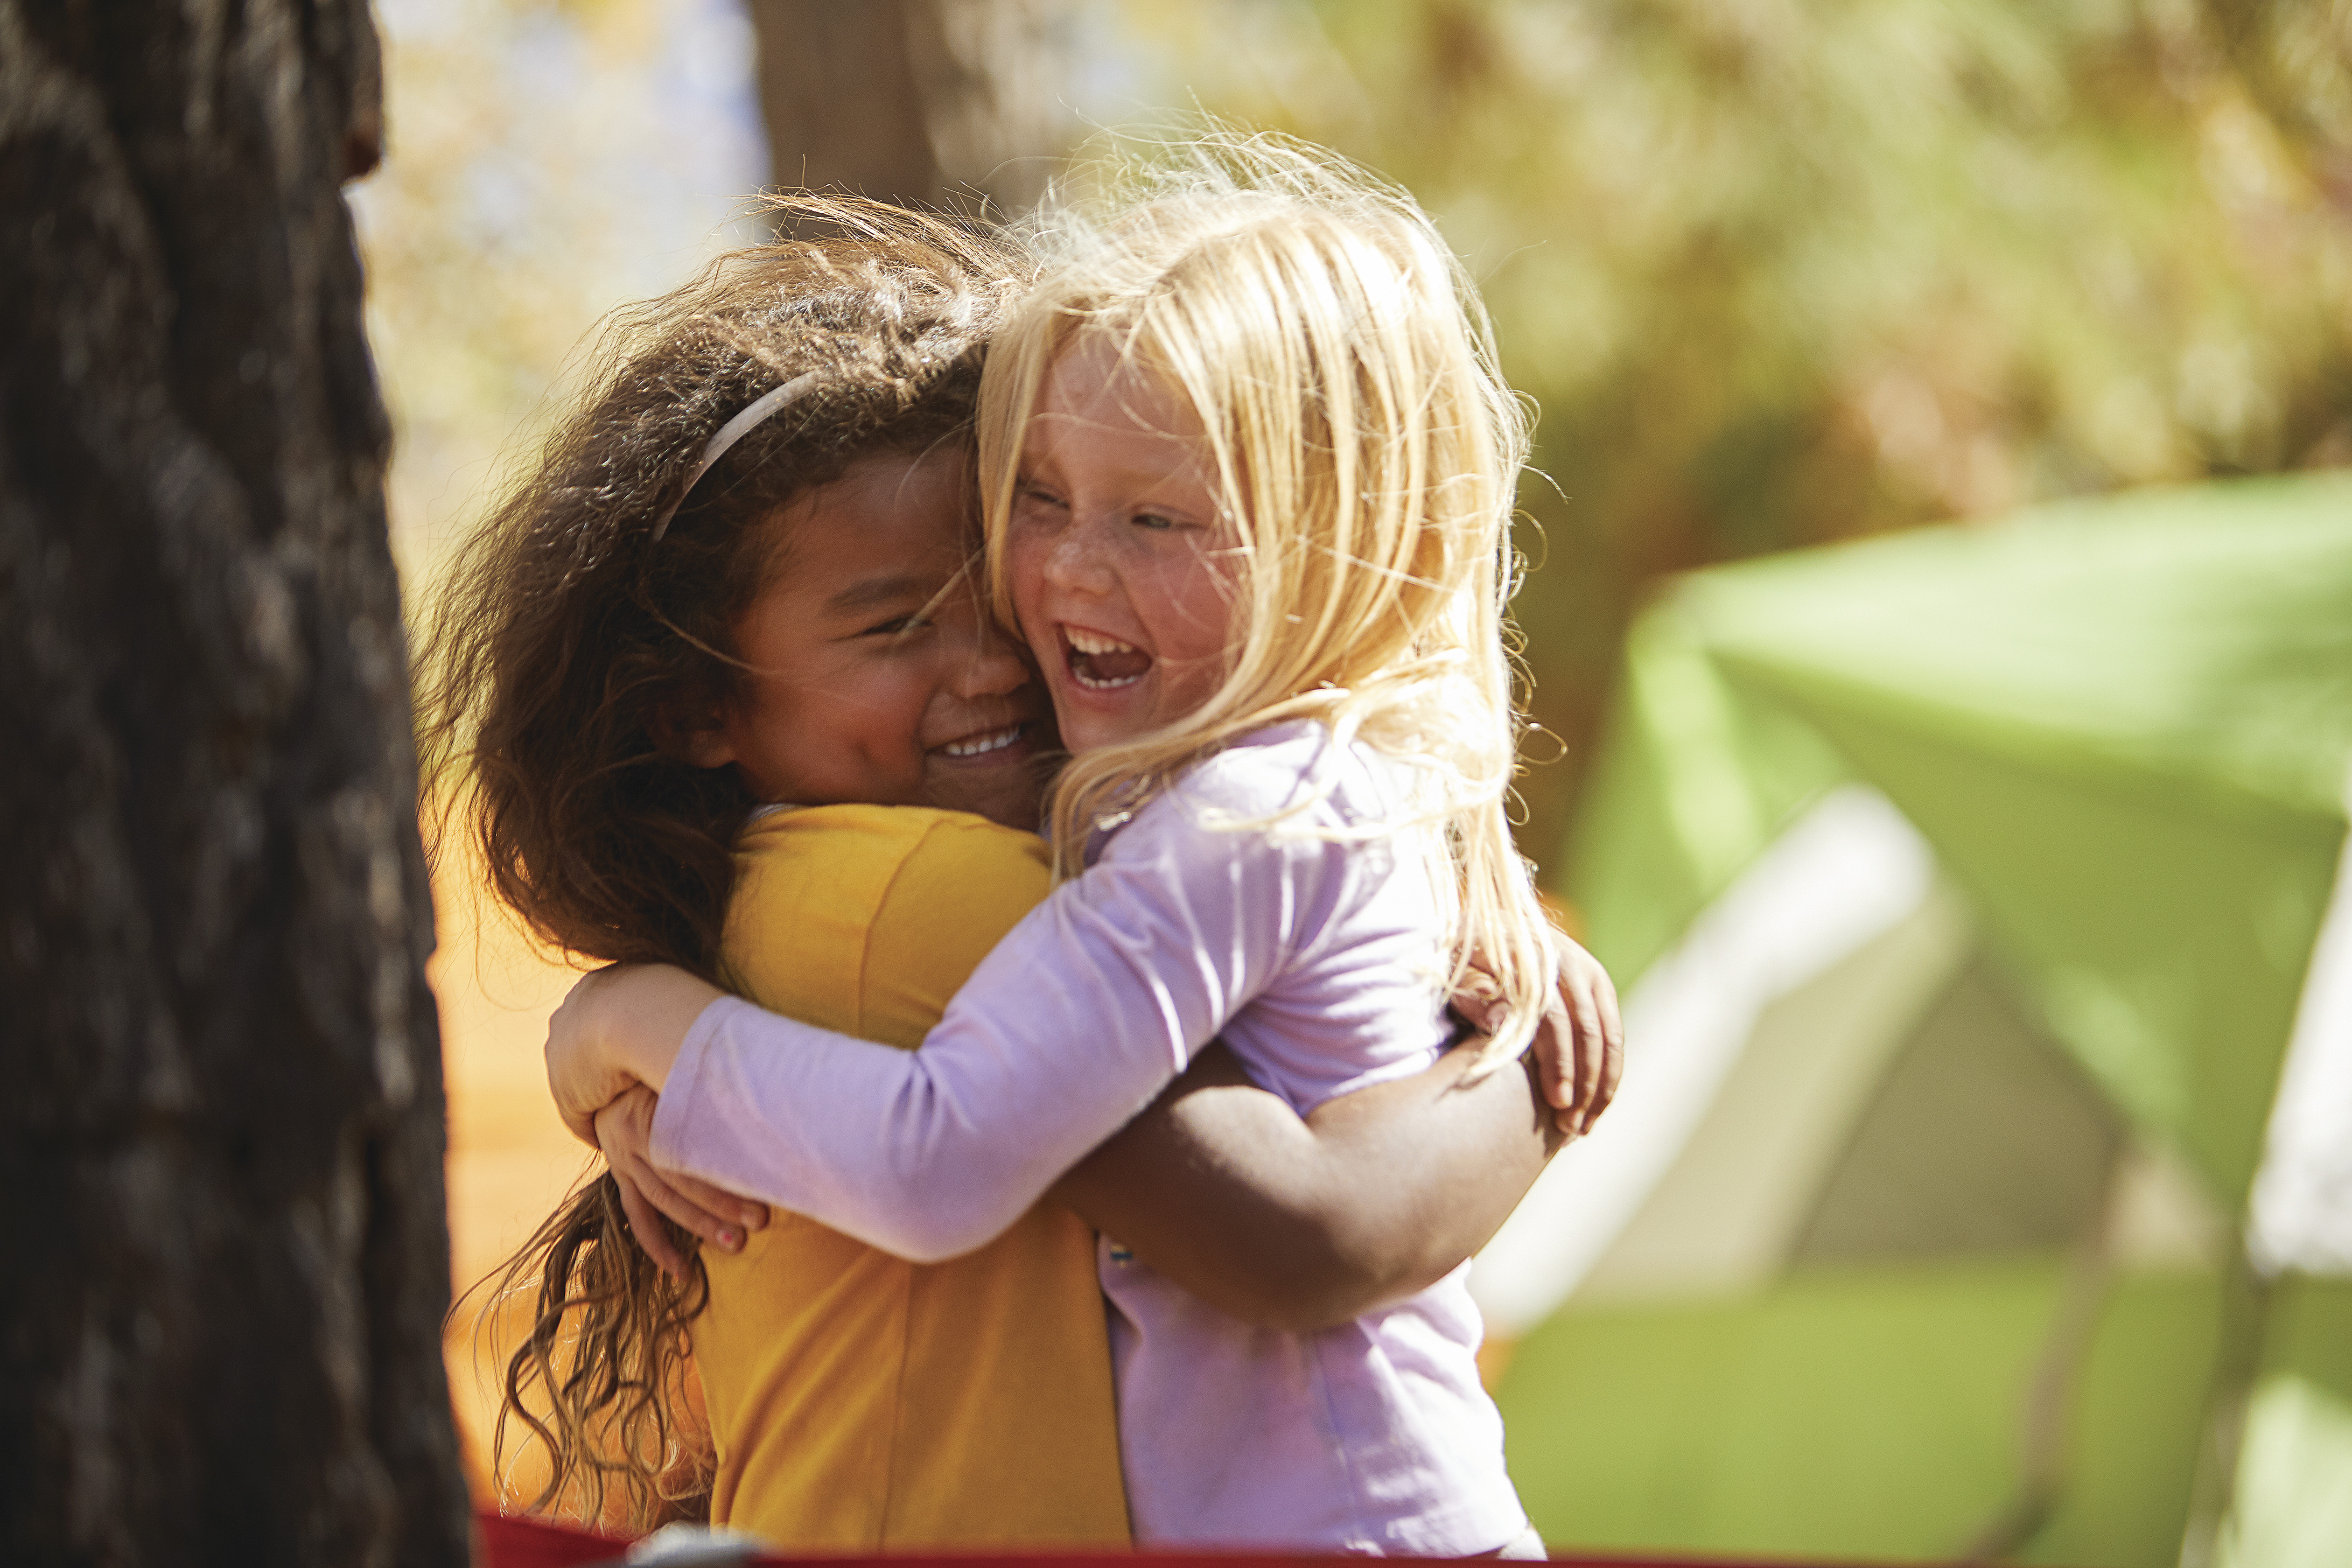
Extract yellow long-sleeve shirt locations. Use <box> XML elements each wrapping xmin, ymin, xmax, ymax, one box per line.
<box><xmin>693</xmin><ymin>804</ymin><xmax>1128</xmax><ymax>1549</ymax></box>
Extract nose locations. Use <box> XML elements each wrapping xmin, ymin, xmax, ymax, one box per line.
<box><xmin>1040</xmin><ymin>515</ymin><xmax>1116</xmax><ymax>596</ymax></box>
<box><xmin>942</xmin><ymin>605</ymin><xmax>1031</xmax><ymax>700</ymax></box>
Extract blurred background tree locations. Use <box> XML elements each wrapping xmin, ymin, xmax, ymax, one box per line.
<box><xmin>367</xmin><ymin>0</ymin><xmax>2352</xmax><ymax>880</ymax></box>
<box><xmin>3</xmin><ymin>2</ymin><xmax>471</xmax><ymax>1558</ymax></box>
<box><xmin>746</xmin><ymin>0</ymin><xmax>1089</xmax><ymax>213</ymax></box>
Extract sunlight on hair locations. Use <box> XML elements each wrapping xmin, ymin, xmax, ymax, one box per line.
<box><xmin>980</xmin><ymin>125</ymin><xmax>1559</xmax><ymax>1064</ymax></box>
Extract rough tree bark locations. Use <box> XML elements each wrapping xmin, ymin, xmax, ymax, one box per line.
<box><xmin>0</xmin><ymin>2</ymin><xmax>470</xmax><ymax>1564</ymax></box>
<box><xmin>748</xmin><ymin>0</ymin><xmax>1078</xmax><ymax>217</ymax></box>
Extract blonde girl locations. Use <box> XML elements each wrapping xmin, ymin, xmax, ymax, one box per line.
<box><xmin>548</xmin><ymin>136</ymin><xmax>1617</xmax><ymax>1553</ymax></box>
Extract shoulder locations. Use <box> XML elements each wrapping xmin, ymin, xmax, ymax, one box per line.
<box><xmin>1088</xmin><ymin>722</ymin><xmax>1406</xmax><ymax>899</ymax></box>
<box><xmin>731</xmin><ymin>805</ymin><xmax>1049</xmax><ymax>946</ymax></box>
<box><xmin>725</xmin><ymin>805</ymin><xmax>1052</xmax><ymax>1037</ymax></box>
<box><xmin>856</xmin><ymin>813</ymin><xmax>1054</xmax><ymax>1030</ymax></box>
<box><xmin>739</xmin><ymin>803</ymin><xmax>1045</xmax><ymax>876</ymax></box>
<box><xmin>1155</xmin><ymin>721</ymin><xmax>1403</xmax><ymax>833</ymax></box>
<box><xmin>872</xmin><ymin>809</ymin><xmax>1052</xmax><ymax>910</ymax></box>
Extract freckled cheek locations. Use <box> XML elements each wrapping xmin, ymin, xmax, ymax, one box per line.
<box><xmin>1157</xmin><ymin>567</ymin><xmax>1236</xmax><ymax>665</ymax></box>
<box><xmin>1003</xmin><ymin>536</ymin><xmax>1046</xmax><ymax>613</ymax></box>
<box><xmin>1006</xmin><ymin>575</ymin><xmax>1054</xmax><ymax>650</ymax></box>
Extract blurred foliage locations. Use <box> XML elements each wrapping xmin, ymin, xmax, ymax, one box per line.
<box><xmin>354</xmin><ymin>0</ymin><xmax>767</xmax><ymax>587</ymax></box>
<box><xmin>360</xmin><ymin>0</ymin><xmax>2352</xmax><ymax>876</ymax></box>
<box><xmin>1110</xmin><ymin>0</ymin><xmax>2352</xmax><ymax>870</ymax></box>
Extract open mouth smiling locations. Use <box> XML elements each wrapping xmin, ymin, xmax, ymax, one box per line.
<box><xmin>1065</xmin><ymin>628</ymin><xmax>1153</xmax><ymax>691</ymax></box>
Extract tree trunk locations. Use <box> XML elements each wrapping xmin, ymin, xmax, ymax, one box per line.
<box><xmin>748</xmin><ymin>0</ymin><xmax>1078</xmax><ymax>218</ymax></box>
<box><xmin>0</xmin><ymin>2</ymin><xmax>469</xmax><ymax>1564</ymax></box>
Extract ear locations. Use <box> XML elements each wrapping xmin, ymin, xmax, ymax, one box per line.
<box><xmin>650</xmin><ymin>690</ymin><xmax>738</xmax><ymax>770</ymax></box>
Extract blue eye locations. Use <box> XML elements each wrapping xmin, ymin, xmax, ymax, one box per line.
<box><xmin>1132</xmin><ymin>511</ymin><xmax>1176</xmax><ymax>531</ymax></box>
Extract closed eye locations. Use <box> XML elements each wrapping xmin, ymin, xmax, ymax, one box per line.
<box><xmin>857</xmin><ymin>611</ymin><xmax>933</xmax><ymax>638</ymax></box>
<box><xmin>1015</xmin><ymin>476</ymin><xmax>1067</xmax><ymax>511</ymax></box>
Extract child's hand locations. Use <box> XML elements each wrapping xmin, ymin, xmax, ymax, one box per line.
<box><xmin>1536</xmin><ymin>932</ymin><xmax>1623</xmax><ymax>1139</ymax></box>
<box><xmin>545</xmin><ymin>962</ymin><xmax>725</xmax><ymax>1145</ymax></box>
<box><xmin>595</xmin><ymin>1085</ymin><xmax>770</xmax><ymax>1282</ymax></box>
<box><xmin>1449</xmin><ymin>932</ymin><xmax>1621</xmax><ymax>1139</ymax></box>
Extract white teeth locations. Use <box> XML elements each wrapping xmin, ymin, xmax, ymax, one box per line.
<box><xmin>1066</xmin><ymin>625</ymin><xmax>1148</xmax><ymax>689</ymax></box>
<box><xmin>942</xmin><ymin>726</ymin><xmax>1020</xmax><ymax>758</ymax></box>
<box><xmin>1066</xmin><ymin>629</ymin><xmax>1139</xmax><ymax>655</ymax></box>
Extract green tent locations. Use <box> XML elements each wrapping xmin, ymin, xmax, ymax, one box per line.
<box><xmin>1484</xmin><ymin>474</ymin><xmax>2352</xmax><ymax>1567</ymax></box>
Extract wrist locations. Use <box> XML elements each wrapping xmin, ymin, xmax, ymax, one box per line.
<box><xmin>611</xmin><ymin>967</ymin><xmax>725</xmax><ymax>1092</ymax></box>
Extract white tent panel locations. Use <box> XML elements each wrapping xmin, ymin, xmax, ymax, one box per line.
<box><xmin>1474</xmin><ymin>780</ymin><xmax>2283</xmax><ymax>1337</ymax></box>
<box><xmin>2248</xmin><ymin>807</ymin><xmax>2352</xmax><ymax>1276</ymax></box>
<box><xmin>2223</xmin><ymin>1375</ymin><xmax>2352</xmax><ymax>1568</ymax></box>
<box><xmin>1583</xmin><ymin>886</ymin><xmax>1971</xmax><ymax>1297</ymax></box>
<box><xmin>1472</xmin><ymin>787</ymin><xmax>1936</xmax><ymax>1333</ymax></box>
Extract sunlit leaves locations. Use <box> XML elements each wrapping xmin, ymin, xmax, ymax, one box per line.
<box><xmin>1115</xmin><ymin>0</ymin><xmax>2352</xmax><ymax>859</ymax></box>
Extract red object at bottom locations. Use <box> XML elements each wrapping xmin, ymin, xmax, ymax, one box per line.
<box><xmin>474</xmin><ymin>1511</ymin><xmax>631</xmax><ymax>1568</ymax></box>
<box><xmin>472</xmin><ymin>1508</ymin><xmax>1869</xmax><ymax>1568</ymax></box>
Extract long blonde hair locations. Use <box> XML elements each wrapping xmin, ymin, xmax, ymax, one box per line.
<box><xmin>978</xmin><ymin>131</ymin><xmax>1557</xmax><ymax>1060</ymax></box>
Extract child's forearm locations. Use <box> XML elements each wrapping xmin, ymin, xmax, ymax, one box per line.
<box><xmin>647</xmin><ymin>985</ymin><xmax>1186</xmax><ymax>1262</ymax></box>
<box><xmin>635</xmin><ymin>782</ymin><xmax>1346</xmax><ymax>1260</ymax></box>
<box><xmin>1052</xmin><ymin>1042</ymin><xmax>1560</xmax><ymax>1331</ymax></box>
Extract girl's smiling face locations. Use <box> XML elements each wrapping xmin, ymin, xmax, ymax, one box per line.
<box><xmin>696</xmin><ymin>448</ymin><xmax>1053</xmax><ymax>829</ymax></box>
<box><xmin>1005</xmin><ymin>342</ymin><xmax>1238</xmax><ymax>755</ymax></box>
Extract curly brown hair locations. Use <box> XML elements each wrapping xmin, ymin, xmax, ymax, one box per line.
<box><xmin>414</xmin><ymin>198</ymin><xmax>1028</xmax><ymax>1530</ymax></box>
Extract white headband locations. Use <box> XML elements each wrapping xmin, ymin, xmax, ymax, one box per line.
<box><xmin>647</xmin><ymin>369</ymin><xmax>826</xmax><ymax>542</ymax></box>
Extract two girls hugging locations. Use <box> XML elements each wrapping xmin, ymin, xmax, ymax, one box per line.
<box><xmin>423</xmin><ymin>133</ymin><xmax>1623</xmax><ymax>1556</ymax></box>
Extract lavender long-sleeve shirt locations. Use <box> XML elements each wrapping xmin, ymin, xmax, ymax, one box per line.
<box><xmin>650</xmin><ymin>722</ymin><xmax>1526</xmax><ymax>1552</ymax></box>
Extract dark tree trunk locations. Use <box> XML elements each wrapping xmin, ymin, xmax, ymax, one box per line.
<box><xmin>0</xmin><ymin>2</ymin><xmax>469</xmax><ymax>1564</ymax></box>
<box><xmin>748</xmin><ymin>0</ymin><xmax>1078</xmax><ymax>218</ymax></box>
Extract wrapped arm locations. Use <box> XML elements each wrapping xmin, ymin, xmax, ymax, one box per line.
<box><xmin>1054</xmin><ymin>1037</ymin><xmax>1563</xmax><ymax>1330</ymax></box>
<box><xmin>649</xmin><ymin>791</ymin><xmax>1352</xmax><ymax>1261</ymax></box>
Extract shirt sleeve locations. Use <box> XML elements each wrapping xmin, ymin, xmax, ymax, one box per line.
<box><xmin>649</xmin><ymin>766</ymin><xmax>1358</xmax><ymax>1262</ymax></box>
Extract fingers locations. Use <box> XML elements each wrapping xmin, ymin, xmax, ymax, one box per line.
<box><xmin>611</xmin><ymin>1166</ymin><xmax>691</xmax><ymax>1281</ymax></box>
<box><xmin>1485</xmin><ymin>930</ymin><xmax>1628</xmax><ymax>1142</ymax></box>
<box><xmin>545</xmin><ymin>968</ymin><xmax>649</xmax><ymax>1148</ymax></box>
<box><xmin>627</xmin><ymin>1159</ymin><xmax>749</xmax><ymax>1257</ymax></box>
<box><xmin>670</xmin><ymin>1171</ymin><xmax>770</xmax><ymax>1236</ymax></box>
<box><xmin>1540</xmin><ymin>993</ymin><xmax>1575</xmax><ymax>1113</ymax></box>
<box><xmin>547</xmin><ymin>1050</ymin><xmax>627</xmax><ymax>1150</ymax></box>
<box><xmin>596</xmin><ymin>1087</ymin><xmax>765</xmax><ymax>1253</ymax></box>
<box><xmin>1589</xmin><ymin>965</ymin><xmax>1625</xmax><ymax>1126</ymax></box>
<box><xmin>1568</xmin><ymin>977</ymin><xmax>1604</xmax><ymax>1130</ymax></box>
<box><xmin>551</xmin><ymin>1070</ymin><xmax>633</xmax><ymax>1148</ymax></box>
<box><xmin>1526</xmin><ymin>1002</ymin><xmax>1576</xmax><ymax>1133</ymax></box>
<box><xmin>1543</xmin><ymin>933</ymin><xmax>1626</xmax><ymax>1138</ymax></box>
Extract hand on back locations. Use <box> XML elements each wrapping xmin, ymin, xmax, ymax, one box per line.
<box><xmin>595</xmin><ymin>1085</ymin><xmax>769</xmax><ymax>1282</ymax></box>
<box><xmin>544</xmin><ymin>961</ymin><xmax>724</xmax><ymax>1141</ymax></box>
<box><xmin>1456</xmin><ymin>932</ymin><xmax>1623</xmax><ymax>1140</ymax></box>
